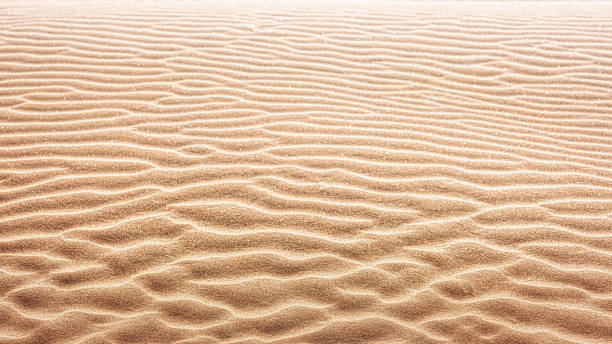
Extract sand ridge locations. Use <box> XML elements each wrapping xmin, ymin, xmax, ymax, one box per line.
<box><xmin>1</xmin><ymin>1</ymin><xmax>612</xmax><ymax>343</ymax></box>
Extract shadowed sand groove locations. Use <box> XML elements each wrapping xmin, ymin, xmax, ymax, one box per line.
<box><xmin>1</xmin><ymin>0</ymin><xmax>612</xmax><ymax>343</ymax></box>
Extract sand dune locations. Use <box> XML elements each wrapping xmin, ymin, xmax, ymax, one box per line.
<box><xmin>1</xmin><ymin>1</ymin><xmax>612</xmax><ymax>343</ymax></box>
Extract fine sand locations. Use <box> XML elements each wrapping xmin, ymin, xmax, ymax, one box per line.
<box><xmin>1</xmin><ymin>1</ymin><xmax>612</xmax><ymax>343</ymax></box>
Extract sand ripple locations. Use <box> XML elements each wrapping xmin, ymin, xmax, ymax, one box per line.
<box><xmin>1</xmin><ymin>1</ymin><xmax>612</xmax><ymax>343</ymax></box>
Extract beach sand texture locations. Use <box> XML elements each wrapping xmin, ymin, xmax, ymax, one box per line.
<box><xmin>1</xmin><ymin>1</ymin><xmax>612</xmax><ymax>343</ymax></box>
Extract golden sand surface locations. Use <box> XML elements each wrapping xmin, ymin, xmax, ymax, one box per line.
<box><xmin>1</xmin><ymin>1</ymin><xmax>612</xmax><ymax>343</ymax></box>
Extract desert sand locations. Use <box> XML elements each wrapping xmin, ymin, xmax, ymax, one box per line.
<box><xmin>1</xmin><ymin>1</ymin><xmax>612</xmax><ymax>343</ymax></box>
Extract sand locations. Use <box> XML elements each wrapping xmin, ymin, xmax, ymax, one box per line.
<box><xmin>1</xmin><ymin>1</ymin><xmax>612</xmax><ymax>343</ymax></box>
